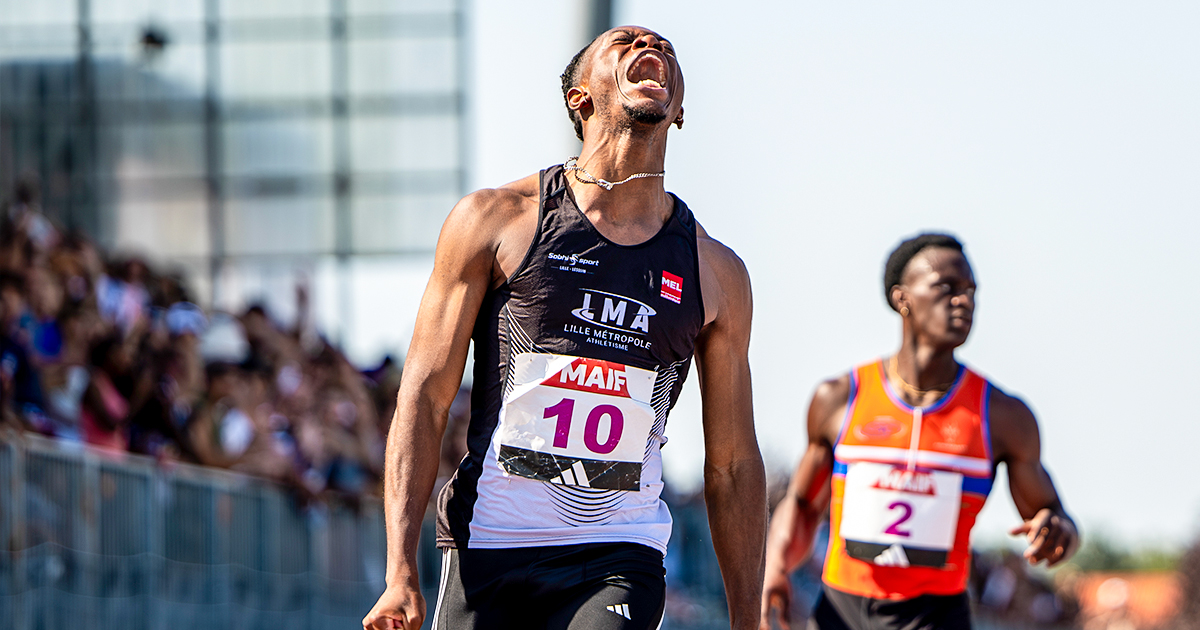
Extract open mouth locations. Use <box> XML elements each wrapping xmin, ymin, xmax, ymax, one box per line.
<box><xmin>626</xmin><ymin>52</ymin><xmax>667</xmax><ymax>90</ymax></box>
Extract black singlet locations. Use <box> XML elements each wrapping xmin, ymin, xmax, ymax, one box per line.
<box><xmin>436</xmin><ymin>164</ymin><xmax>705</xmax><ymax>552</ymax></box>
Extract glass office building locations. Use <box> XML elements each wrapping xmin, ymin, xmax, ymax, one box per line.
<box><xmin>0</xmin><ymin>0</ymin><xmax>466</xmax><ymax>353</ymax></box>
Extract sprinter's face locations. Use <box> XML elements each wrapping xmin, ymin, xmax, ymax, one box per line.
<box><xmin>572</xmin><ymin>26</ymin><xmax>685</xmax><ymax>133</ymax></box>
<box><xmin>895</xmin><ymin>248</ymin><xmax>976</xmax><ymax>348</ymax></box>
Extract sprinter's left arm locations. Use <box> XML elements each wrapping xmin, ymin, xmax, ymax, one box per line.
<box><xmin>990</xmin><ymin>388</ymin><xmax>1079</xmax><ymax>566</ymax></box>
<box><xmin>695</xmin><ymin>232</ymin><xmax>767</xmax><ymax>630</ymax></box>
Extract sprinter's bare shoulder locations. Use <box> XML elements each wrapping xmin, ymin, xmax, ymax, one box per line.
<box><xmin>694</xmin><ymin>222</ymin><xmax>750</xmax><ymax>329</ymax></box>
<box><xmin>438</xmin><ymin>172</ymin><xmax>541</xmax><ymax>291</ymax></box>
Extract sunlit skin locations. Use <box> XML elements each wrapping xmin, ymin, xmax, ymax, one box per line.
<box><xmin>758</xmin><ymin>247</ymin><xmax>1079</xmax><ymax>630</ymax></box>
<box><xmin>564</xmin><ymin>27</ymin><xmax>686</xmax><ymax>245</ymax></box>
<box><xmin>363</xmin><ymin>26</ymin><xmax>765</xmax><ymax>630</ymax></box>
<box><xmin>891</xmin><ymin>247</ymin><xmax>976</xmax><ymax>398</ymax></box>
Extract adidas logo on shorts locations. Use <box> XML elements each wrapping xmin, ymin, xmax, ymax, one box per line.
<box><xmin>873</xmin><ymin>543</ymin><xmax>911</xmax><ymax>567</ymax></box>
<box><xmin>606</xmin><ymin>603</ymin><xmax>632</xmax><ymax>620</ymax></box>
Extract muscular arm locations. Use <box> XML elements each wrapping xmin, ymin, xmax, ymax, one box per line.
<box><xmin>365</xmin><ymin>184</ymin><xmax>535</xmax><ymax>630</ymax></box>
<box><xmin>694</xmin><ymin>237</ymin><xmax>766</xmax><ymax>630</ymax></box>
<box><xmin>759</xmin><ymin>377</ymin><xmax>847</xmax><ymax>630</ymax></box>
<box><xmin>383</xmin><ymin>196</ymin><xmax>495</xmax><ymax>580</ymax></box>
<box><xmin>990</xmin><ymin>388</ymin><xmax>1079</xmax><ymax>566</ymax></box>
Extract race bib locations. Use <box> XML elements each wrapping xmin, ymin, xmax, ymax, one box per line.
<box><xmin>839</xmin><ymin>462</ymin><xmax>962</xmax><ymax>568</ymax></box>
<box><xmin>496</xmin><ymin>353</ymin><xmax>656</xmax><ymax>491</ymax></box>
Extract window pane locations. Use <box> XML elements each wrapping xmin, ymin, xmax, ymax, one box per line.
<box><xmin>349</xmin><ymin>38</ymin><xmax>457</xmax><ymax>96</ymax></box>
<box><xmin>350</xmin><ymin>117</ymin><xmax>457</xmax><ymax>172</ymax></box>
<box><xmin>224</xmin><ymin>196</ymin><xmax>334</xmax><ymax>255</ymax></box>
<box><xmin>92</xmin><ymin>0</ymin><xmax>205</xmax><ymax>25</ymax></box>
<box><xmin>220</xmin><ymin>42</ymin><xmax>330</xmax><ymax>100</ymax></box>
<box><xmin>0</xmin><ymin>64</ymin><xmax>80</xmax><ymax>109</ymax></box>
<box><xmin>0</xmin><ymin>0</ymin><xmax>76</xmax><ymax>26</ymax></box>
<box><xmin>0</xmin><ymin>25</ymin><xmax>77</xmax><ymax>61</ymax></box>
<box><xmin>220</xmin><ymin>0</ymin><xmax>329</xmax><ymax>19</ymax></box>
<box><xmin>104</xmin><ymin>123</ymin><xmax>206</xmax><ymax>178</ymax></box>
<box><xmin>223</xmin><ymin>119</ymin><xmax>332</xmax><ymax>176</ymax></box>
<box><xmin>91</xmin><ymin>45</ymin><xmax>207</xmax><ymax>104</ymax></box>
<box><xmin>349</xmin><ymin>0</ymin><xmax>456</xmax><ymax>15</ymax></box>
<box><xmin>0</xmin><ymin>0</ymin><xmax>463</xmax><ymax>262</ymax></box>
<box><xmin>351</xmin><ymin>193</ymin><xmax>453</xmax><ymax>252</ymax></box>
<box><xmin>116</xmin><ymin>199</ymin><xmax>210</xmax><ymax>258</ymax></box>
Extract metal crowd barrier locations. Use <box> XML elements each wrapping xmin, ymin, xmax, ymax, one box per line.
<box><xmin>0</xmin><ymin>433</ymin><xmax>445</xmax><ymax>630</ymax></box>
<box><xmin>0</xmin><ymin>433</ymin><xmax>741</xmax><ymax>630</ymax></box>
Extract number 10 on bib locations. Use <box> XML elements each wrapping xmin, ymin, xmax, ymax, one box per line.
<box><xmin>495</xmin><ymin>353</ymin><xmax>657</xmax><ymax>491</ymax></box>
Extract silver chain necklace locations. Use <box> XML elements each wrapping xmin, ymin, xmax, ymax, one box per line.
<box><xmin>564</xmin><ymin>157</ymin><xmax>664</xmax><ymax>191</ymax></box>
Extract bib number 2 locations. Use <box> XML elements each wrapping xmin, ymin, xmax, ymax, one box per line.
<box><xmin>884</xmin><ymin>501</ymin><xmax>913</xmax><ymax>537</ymax></box>
<box><xmin>495</xmin><ymin>353</ymin><xmax>657</xmax><ymax>491</ymax></box>
<box><xmin>839</xmin><ymin>463</ymin><xmax>963</xmax><ymax>568</ymax></box>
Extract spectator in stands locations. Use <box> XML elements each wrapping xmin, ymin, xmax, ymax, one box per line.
<box><xmin>41</xmin><ymin>302</ymin><xmax>99</xmax><ymax>441</ymax></box>
<box><xmin>1</xmin><ymin>175</ymin><xmax>58</xmax><ymax>271</ymax></box>
<box><xmin>227</xmin><ymin>357</ymin><xmax>303</xmax><ymax>482</ymax></box>
<box><xmin>80</xmin><ymin>334</ymin><xmax>133</xmax><ymax>452</ymax></box>
<box><xmin>26</xmin><ymin>266</ymin><xmax>65</xmax><ymax>364</ymax></box>
<box><xmin>313</xmin><ymin>383</ymin><xmax>375</xmax><ymax>494</ymax></box>
<box><xmin>0</xmin><ymin>272</ymin><xmax>32</xmax><ymax>345</ymax></box>
<box><xmin>0</xmin><ymin>313</ymin><xmax>43</xmax><ymax>435</ymax></box>
<box><xmin>187</xmin><ymin>361</ymin><xmax>251</xmax><ymax>468</ymax></box>
<box><xmin>127</xmin><ymin>348</ymin><xmax>188</xmax><ymax>461</ymax></box>
<box><xmin>142</xmin><ymin>311</ymin><xmax>208</xmax><ymax>461</ymax></box>
<box><xmin>59</xmin><ymin>234</ymin><xmax>105</xmax><ymax>303</ymax></box>
<box><xmin>96</xmin><ymin>258</ymin><xmax>150</xmax><ymax>335</ymax></box>
<box><xmin>0</xmin><ymin>271</ymin><xmax>47</xmax><ymax>435</ymax></box>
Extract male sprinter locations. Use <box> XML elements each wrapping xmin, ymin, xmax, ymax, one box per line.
<box><xmin>759</xmin><ymin>234</ymin><xmax>1078</xmax><ymax>630</ymax></box>
<box><xmin>363</xmin><ymin>26</ymin><xmax>766</xmax><ymax>630</ymax></box>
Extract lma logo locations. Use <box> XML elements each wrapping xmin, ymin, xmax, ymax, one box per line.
<box><xmin>571</xmin><ymin>289</ymin><xmax>656</xmax><ymax>334</ymax></box>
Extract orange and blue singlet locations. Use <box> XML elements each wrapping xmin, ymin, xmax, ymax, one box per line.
<box><xmin>822</xmin><ymin>359</ymin><xmax>995</xmax><ymax>600</ymax></box>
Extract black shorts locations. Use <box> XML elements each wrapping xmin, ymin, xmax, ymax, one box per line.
<box><xmin>809</xmin><ymin>584</ymin><xmax>972</xmax><ymax>630</ymax></box>
<box><xmin>431</xmin><ymin>542</ymin><xmax>666</xmax><ymax>630</ymax></box>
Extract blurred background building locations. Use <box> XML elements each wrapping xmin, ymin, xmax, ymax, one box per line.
<box><xmin>0</xmin><ymin>0</ymin><xmax>467</xmax><ymax>347</ymax></box>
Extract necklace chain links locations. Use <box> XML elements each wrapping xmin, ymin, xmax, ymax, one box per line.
<box><xmin>887</xmin><ymin>355</ymin><xmax>956</xmax><ymax>397</ymax></box>
<box><xmin>564</xmin><ymin>157</ymin><xmax>664</xmax><ymax>191</ymax></box>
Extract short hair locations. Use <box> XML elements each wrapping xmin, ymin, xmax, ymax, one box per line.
<box><xmin>882</xmin><ymin>233</ymin><xmax>965</xmax><ymax>311</ymax></box>
<box><xmin>561</xmin><ymin>35</ymin><xmax>602</xmax><ymax>143</ymax></box>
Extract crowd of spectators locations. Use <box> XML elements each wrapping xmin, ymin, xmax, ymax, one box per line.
<box><xmin>0</xmin><ymin>177</ymin><xmax>428</xmax><ymax>502</ymax></box>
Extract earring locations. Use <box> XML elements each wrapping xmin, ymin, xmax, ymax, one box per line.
<box><xmin>674</xmin><ymin>116</ymin><xmax>684</xmax><ymax>129</ymax></box>
<box><xmin>900</xmin><ymin>306</ymin><xmax>910</xmax><ymax>317</ymax></box>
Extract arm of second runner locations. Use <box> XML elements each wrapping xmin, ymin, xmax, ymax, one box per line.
<box><xmin>759</xmin><ymin>377</ymin><xmax>845</xmax><ymax>630</ymax></box>
<box><xmin>362</xmin><ymin>190</ymin><xmax>518</xmax><ymax>630</ymax></box>
<box><xmin>990</xmin><ymin>389</ymin><xmax>1080</xmax><ymax>567</ymax></box>
<box><xmin>694</xmin><ymin>238</ymin><xmax>768</xmax><ymax>630</ymax></box>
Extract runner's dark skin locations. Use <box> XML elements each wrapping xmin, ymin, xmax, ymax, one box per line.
<box><xmin>363</xmin><ymin>26</ymin><xmax>767</xmax><ymax>630</ymax></box>
<box><xmin>759</xmin><ymin>246</ymin><xmax>1079</xmax><ymax>630</ymax></box>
